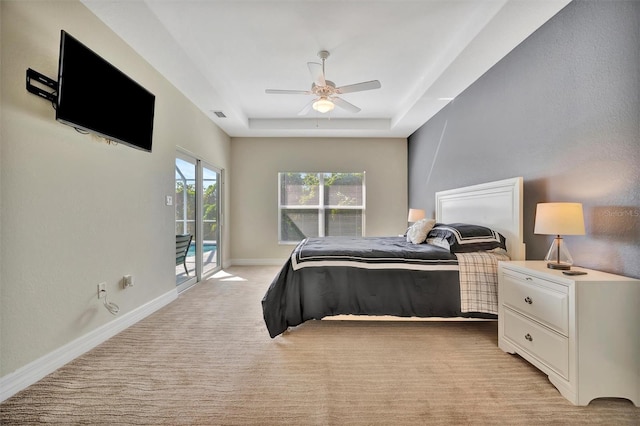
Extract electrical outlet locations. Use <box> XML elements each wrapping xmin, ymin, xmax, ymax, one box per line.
<box><xmin>123</xmin><ymin>275</ymin><xmax>133</xmax><ymax>288</ymax></box>
<box><xmin>97</xmin><ymin>282</ymin><xmax>106</xmax><ymax>299</ymax></box>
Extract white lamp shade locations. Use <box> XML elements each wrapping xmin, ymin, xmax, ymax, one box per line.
<box><xmin>312</xmin><ymin>98</ymin><xmax>335</xmax><ymax>113</ymax></box>
<box><xmin>407</xmin><ymin>208</ymin><xmax>426</xmax><ymax>222</ymax></box>
<box><xmin>534</xmin><ymin>203</ymin><xmax>585</xmax><ymax>235</ymax></box>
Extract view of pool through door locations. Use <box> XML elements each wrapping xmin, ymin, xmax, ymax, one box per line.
<box><xmin>175</xmin><ymin>151</ymin><xmax>222</xmax><ymax>291</ymax></box>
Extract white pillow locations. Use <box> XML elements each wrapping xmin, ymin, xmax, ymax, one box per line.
<box><xmin>406</xmin><ymin>218</ymin><xmax>436</xmax><ymax>244</ymax></box>
<box><xmin>425</xmin><ymin>236</ymin><xmax>451</xmax><ymax>251</ymax></box>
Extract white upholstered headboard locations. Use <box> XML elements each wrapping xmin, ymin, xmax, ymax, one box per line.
<box><xmin>435</xmin><ymin>177</ymin><xmax>525</xmax><ymax>260</ymax></box>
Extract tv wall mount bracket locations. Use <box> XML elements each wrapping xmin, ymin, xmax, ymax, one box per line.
<box><xmin>26</xmin><ymin>68</ymin><xmax>58</xmax><ymax>102</ymax></box>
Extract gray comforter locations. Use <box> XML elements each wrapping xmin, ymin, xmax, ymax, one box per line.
<box><xmin>262</xmin><ymin>236</ymin><xmax>495</xmax><ymax>338</ymax></box>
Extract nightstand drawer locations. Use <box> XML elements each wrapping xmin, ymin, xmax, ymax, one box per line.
<box><xmin>503</xmin><ymin>308</ymin><xmax>569</xmax><ymax>380</ymax></box>
<box><xmin>498</xmin><ymin>261</ymin><xmax>640</xmax><ymax>406</ymax></box>
<box><xmin>501</xmin><ymin>270</ymin><xmax>568</xmax><ymax>335</ymax></box>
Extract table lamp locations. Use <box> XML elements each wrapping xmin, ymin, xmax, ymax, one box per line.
<box><xmin>534</xmin><ymin>202</ymin><xmax>585</xmax><ymax>270</ymax></box>
<box><xmin>408</xmin><ymin>208</ymin><xmax>426</xmax><ymax>224</ymax></box>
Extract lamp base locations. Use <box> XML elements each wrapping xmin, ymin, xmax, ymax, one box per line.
<box><xmin>547</xmin><ymin>262</ymin><xmax>571</xmax><ymax>270</ymax></box>
<box><xmin>544</xmin><ymin>236</ymin><xmax>574</xmax><ymax>271</ymax></box>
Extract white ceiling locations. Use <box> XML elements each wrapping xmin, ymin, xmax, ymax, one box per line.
<box><xmin>82</xmin><ymin>0</ymin><xmax>570</xmax><ymax>138</ymax></box>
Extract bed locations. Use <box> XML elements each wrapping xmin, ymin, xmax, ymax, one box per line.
<box><xmin>262</xmin><ymin>177</ymin><xmax>525</xmax><ymax>338</ymax></box>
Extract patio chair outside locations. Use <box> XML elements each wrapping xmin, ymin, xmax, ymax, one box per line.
<box><xmin>176</xmin><ymin>234</ymin><xmax>192</xmax><ymax>276</ymax></box>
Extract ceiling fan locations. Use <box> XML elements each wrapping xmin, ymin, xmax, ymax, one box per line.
<box><xmin>265</xmin><ymin>50</ymin><xmax>381</xmax><ymax>115</ymax></box>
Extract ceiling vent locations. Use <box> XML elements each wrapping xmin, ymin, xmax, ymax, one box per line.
<box><xmin>212</xmin><ymin>111</ymin><xmax>226</xmax><ymax>118</ymax></box>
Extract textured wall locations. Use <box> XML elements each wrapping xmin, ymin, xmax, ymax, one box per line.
<box><xmin>1</xmin><ymin>0</ymin><xmax>231</xmax><ymax>376</ymax></box>
<box><xmin>408</xmin><ymin>0</ymin><xmax>639</xmax><ymax>278</ymax></box>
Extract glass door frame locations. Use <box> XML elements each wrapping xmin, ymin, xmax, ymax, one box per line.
<box><xmin>175</xmin><ymin>152</ymin><xmax>197</xmax><ymax>291</ymax></box>
<box><xmin>199</xmin><ymin>160</ymin><xmax>222</xmax><ymax>279</ymax></box>
<box><xmin>176</xmin><ymin>148</ymin><xmax>223</xmax><ymax>293</ymax></box>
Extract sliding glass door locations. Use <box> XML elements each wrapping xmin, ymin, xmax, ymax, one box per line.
<box><xmin>201</xmin><ymin>163</ymin><xmax>221</xmax><ymax>277</ymax></box>
<box><xmin>176</xmin><ymin>155</ymin><xmax>197</xmax><ymax>288</ymax></box>
<box><xmin>175</xmin><ymin>151</ymin><xmax>222</xmax><ymax>291</ymax></box>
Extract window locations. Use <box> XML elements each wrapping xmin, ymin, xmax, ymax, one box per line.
<box><xmin>278</xmin><ymin>172</ymin><xmax>365</xmax><ymax>243</ymax></box>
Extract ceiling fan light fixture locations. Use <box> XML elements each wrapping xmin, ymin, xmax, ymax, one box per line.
<box><xmin>312</xmin><ymin>97</ymin><xmax>334</xmax><ymax>113</ymax></box>
<box><xmin>265</xmin><ymin>50</ymin><xmax>380</xmax><ymax>115</ymax></box>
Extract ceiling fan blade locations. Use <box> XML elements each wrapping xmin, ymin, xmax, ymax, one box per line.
<box><xmin>336</xmin><ymin>80</ymin><xmax>381</xmax><ymax>94</ymax></box>
<box><xmin>333</xmin><ymin>97</ymin><xmax>361</xmax><ymax>113</ymax></box>
<box><xmin>307</xmin><ymin>62</ymin><xmax>326</xmax><ymax>86</ymax></box>
<box><xmin>265</xmin><ymin>89</ymin><xmax>311</xmax><ymax>95</ymax></box>
<box><xmin>297</xmin><ymin>99</ymin><xmax>315</xmax><ymax>116</ymax></box>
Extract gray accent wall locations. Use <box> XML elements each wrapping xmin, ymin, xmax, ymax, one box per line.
<box><xmin>408</xmin><ymin>0</ymin><xmax>639</xmax><ymax>279</ymax></box>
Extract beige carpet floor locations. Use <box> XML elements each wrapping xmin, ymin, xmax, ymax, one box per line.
<box><xmin>1</xmin><ymin>266</ymin><xmax>638</xmax><ymax>425</ymax></box>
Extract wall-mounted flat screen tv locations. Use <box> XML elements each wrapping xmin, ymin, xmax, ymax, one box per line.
<box><xmin>56</xmin><ymin>30</ymin><xmax>155</xmax><ymax>152</ymax></box>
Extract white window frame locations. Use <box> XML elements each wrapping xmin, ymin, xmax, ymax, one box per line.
<box><xmin>278</xmin><ymin>172</ymin><xmax>366</xmax><ymax>244</ymax></box>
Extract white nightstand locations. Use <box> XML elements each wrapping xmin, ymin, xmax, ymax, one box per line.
<box><xmin>498</xmin><ymin>260</ymin><xmax>640</xmax><ymax>406</ymax></box>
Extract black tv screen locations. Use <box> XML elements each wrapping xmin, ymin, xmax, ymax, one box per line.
<box><xmin>56</xmin><ymin>30</ymin><xmax>155</xmax><ymax>152</ymax></box>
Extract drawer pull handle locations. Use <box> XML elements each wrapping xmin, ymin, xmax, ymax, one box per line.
<box><xmin>524</xmin><ymin>296</ymin><xmax>533</xmax><ymax>304</ymax></box>
<box><xmin>525</xmin><ymin>277</ymin><xmax>533</xmax><ymax>281</ymax></box>
<box><xmin>524</xmin><ymin>333</ymin><xmax>533</xmax><ymax>342</ymax></box>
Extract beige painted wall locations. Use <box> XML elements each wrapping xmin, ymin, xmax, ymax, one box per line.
<box><xmin>0</xmin><ymin>0</ymin><xmax>231</xmax><ymax>376</ymax></box>
<box><xmin>230</xmin><ymin>137</ymin><xmax>407</xmax><ymax>263</ymax></box>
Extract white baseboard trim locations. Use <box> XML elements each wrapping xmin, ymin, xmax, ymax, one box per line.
<box><xmin>230</xmin><ymin>258</ymin><xmax>285</xmax><ymax>266</ymax></box>
<box><xmin>0</xmin><ymin>288</ymin><xmax>178</xmax><ymax>402</ymax></box>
